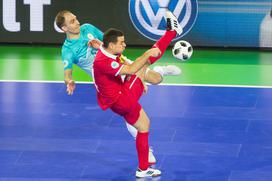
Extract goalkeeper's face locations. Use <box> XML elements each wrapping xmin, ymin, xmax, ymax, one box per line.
<box><xmin>63</xmin><ymin>13</ymin><xmax>80</xmax><ymax>35</ymax></box>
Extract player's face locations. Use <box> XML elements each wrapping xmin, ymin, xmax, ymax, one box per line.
<box><xmin>62</xmin><ymin>13</ymin><xmax>80</xmax><ymax>35</ymax></box>
<box><xmin>112</xmin><ymin>36</ymin><xmax>126</xmax><ymax>54</ymax></box>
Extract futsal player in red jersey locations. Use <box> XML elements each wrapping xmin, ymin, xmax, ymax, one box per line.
<box><xmin>92</xmin><ymin>10</ymin><xmax>182</xmax><ymax>178</ymax></box>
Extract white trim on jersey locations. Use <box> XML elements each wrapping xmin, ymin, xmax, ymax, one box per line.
<box><xmin>115</xmin><ymin>65</ymin><xmax>124</xmax><ymax>76</ymax></box>
<box><xmin>100</xmin><ymin>46</ymin><xmax>117</xmax><ymax>60</ymax></box>
<box><xmin>129</xmin><ymin>76</ymin><xmax>138</xmax><ymax>89</ymax></box>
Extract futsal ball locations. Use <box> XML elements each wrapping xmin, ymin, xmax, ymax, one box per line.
<box><xmin>172</xmin><ymin>40</ymin><xmax>193</xmax><ymax>61</ymax></box>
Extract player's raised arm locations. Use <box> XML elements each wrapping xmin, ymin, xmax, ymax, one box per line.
<box><xmin>119</xmin><ymin>48</ymin><xmax>161</xmax><ymax>75</ymax></box>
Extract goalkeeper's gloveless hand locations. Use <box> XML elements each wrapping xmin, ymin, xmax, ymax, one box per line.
<box><xmin>88</xmin><ymin>39</ymin><xmax>102</xmax><ymax>49</ymax></box>
<box><xmin>66</xmin><ymin>80</ymin><xmax>76</xmax><ymax>95</ymax></box>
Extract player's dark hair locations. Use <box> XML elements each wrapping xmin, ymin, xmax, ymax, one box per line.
<box><xmin>55</xmin><ymin>10</ymin><xmax>71</xmax><ymax>30</ymax></box>
<box><xmin>103</xmin><ymin>28</ymin><xmax>124</xmax><ymax>48</ymax></box>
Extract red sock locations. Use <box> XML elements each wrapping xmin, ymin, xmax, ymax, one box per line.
<box><xmin>149</xmin><ymin>30</ymin><xmax>177</xmax><ymax>64</ymax></box>
<box><xmin>136</xmin><ymin>131</ymin><xmax>149</xmax><ymax>170</ymax></box>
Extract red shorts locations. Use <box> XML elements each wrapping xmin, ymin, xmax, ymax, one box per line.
<box><xmin>110</xmin><ymin>75</ymin><xmax>144</xmax><ymax>125</ymax></box>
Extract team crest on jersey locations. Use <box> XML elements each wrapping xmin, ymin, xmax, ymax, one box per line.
<box><xmin>129</xmin><ymin>0</ymin><xmax>198</xmax><ymax>41</ymax></box>
<box><xmin>111</xmin><ymin>61</ymin><xmax>119</xmax><ymax>69</ymax></box>
<box><xmin>87</xmin><ymin>33</ymin><xmax>94</xmax><ymax>40</ymax></box>
<box><xmin>63</xmin><ymin>60</ymin><xmax>69</xmax><ymax>68</ymax></box>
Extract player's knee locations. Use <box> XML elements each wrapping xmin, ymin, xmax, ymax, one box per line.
<box><xmin>154</xmin><ymin>74</ymin><xmax>163</xmax><ymax>84</ymax></box>
<box><xmin>139</xmin><ymin>122</ymin><xmax>150</xmax><ymax>132</ymax></box>
<box><xmin>149</xmin><ymin>73</ymin><xmax>163</xmax><ymax>85</ymax></box>
<box><xmin>135</xmin><ymin>118</ymin><xmax>150</xmax><ymax>132</ymax></box>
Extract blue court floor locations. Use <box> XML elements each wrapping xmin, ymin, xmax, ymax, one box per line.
<box><xmin>1</xmin><ymin>82</ymin><xmax>272</xmax><ymax>181</ymax></box>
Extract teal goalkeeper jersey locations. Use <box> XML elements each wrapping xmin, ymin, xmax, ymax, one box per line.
<box><xmin>61</xmin><ymin>23</ymin><xmax>103</xmax><ymax>76</ymax></box>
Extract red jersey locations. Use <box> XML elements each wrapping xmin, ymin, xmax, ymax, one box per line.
<box><xmin>92</xmin><ymin>47</ymin><xmax>124</xmax><ymax>110</ymax></box>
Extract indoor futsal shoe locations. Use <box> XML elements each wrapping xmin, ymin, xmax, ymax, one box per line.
<box><xmin>166</xmin><ymin>10</ymin><xmax>183</xmax><ymax>35</ymax></box>
<box><xmin>136</xmin><ymin>167</ymin><xmax>162</xmax><ymax>178</ymax></box>
<box><xmin>153</xmin><ymin>65</ymin><xmax>182</xmax><ymax>76</ymax></box>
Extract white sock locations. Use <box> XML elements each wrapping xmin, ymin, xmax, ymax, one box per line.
<box><xmin>125</xmin><ymin>122</ymin><xmax>137</xmax><ymax>139</ymax></box>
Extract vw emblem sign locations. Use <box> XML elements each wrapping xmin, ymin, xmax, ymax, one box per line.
<box><xmin>129</xmin><ymin>0</ymin><xmax>198</xmax><ymax>41</ymax></box>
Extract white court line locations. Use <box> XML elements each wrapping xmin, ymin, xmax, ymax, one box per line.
<box><xmin>0</xmin><ymin>79</ymin><xmax>272</xmax><ymax>89</ymax></box>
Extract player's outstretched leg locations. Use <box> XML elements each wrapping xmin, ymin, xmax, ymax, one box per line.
<box><xmin>149</xmin><ymin>10</ymin><xmax>183</xmax><ymax>64</ymax></box>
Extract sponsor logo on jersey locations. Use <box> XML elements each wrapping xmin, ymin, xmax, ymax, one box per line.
<box><xmin>63</xmin><ymin>60</ymin><xmax>69</xmax><ymax>68</ymax></box>
<box><xmin>87</xmin><ymin>33</ymin><xmax>94</xmax><ymax>40</ymax></box>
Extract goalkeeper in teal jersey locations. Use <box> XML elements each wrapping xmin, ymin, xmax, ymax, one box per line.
<box><xmin>61</xmin><ymin>23</ymin><xmax>102</xmax><ymax>77</ymax></box>
<box><xmin>55</xmin><ymin>10</ymin><xmax>103</xmax><ymax>94</ymax></box>
<box><xmin>55</xmin><ymin>10</ymin><xmax>181</xmax><ymax>165</ymax></box>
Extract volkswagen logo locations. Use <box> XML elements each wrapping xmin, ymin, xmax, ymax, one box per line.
<box><xmin>129</xmin><ymin>0</ymin><xmax>198</xmax><ymax>41</ymax></box>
